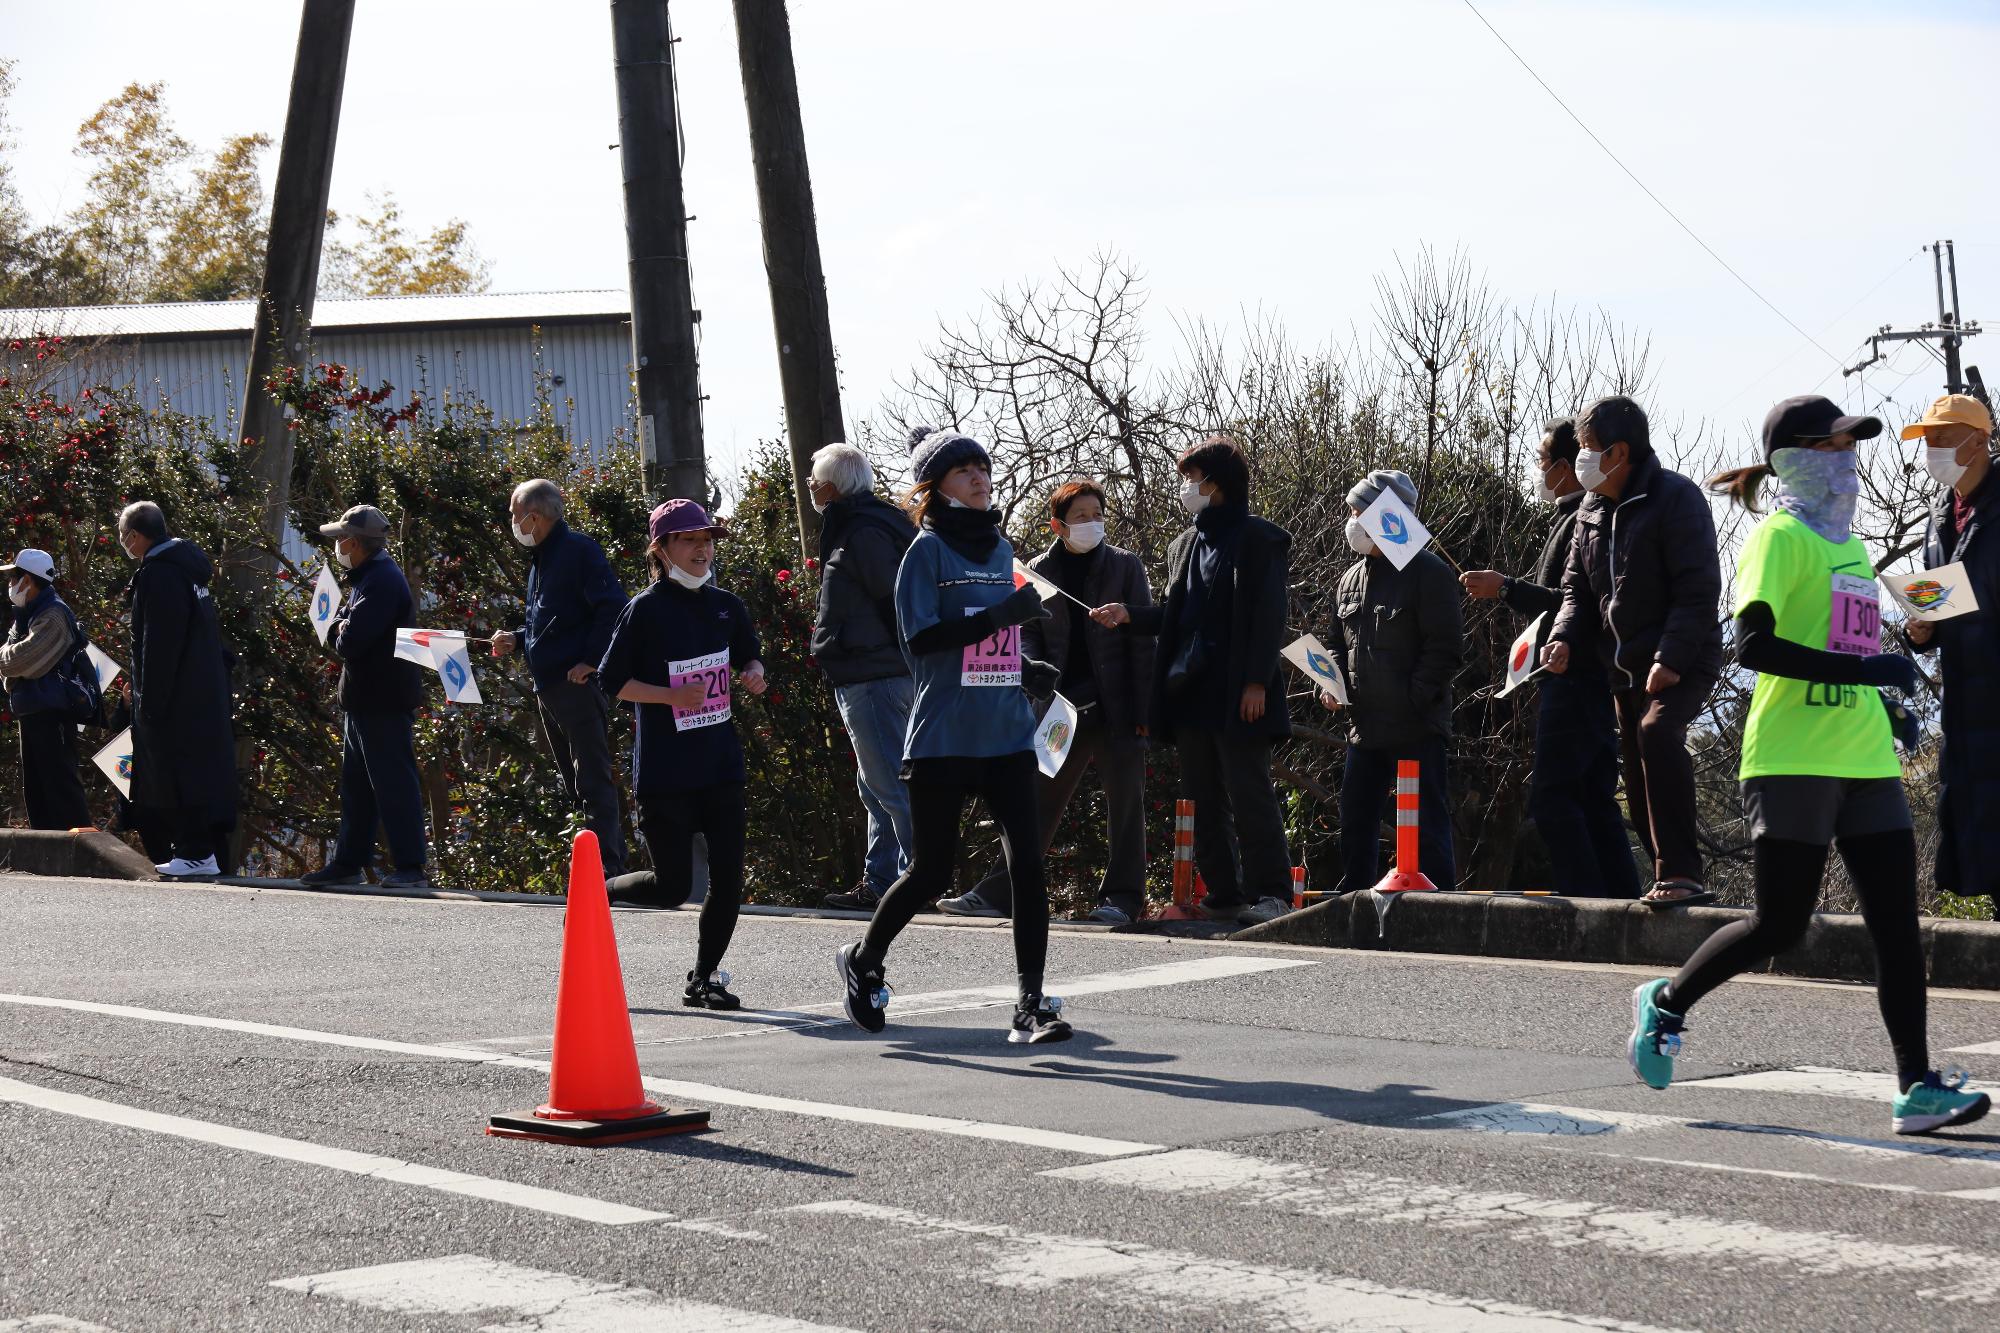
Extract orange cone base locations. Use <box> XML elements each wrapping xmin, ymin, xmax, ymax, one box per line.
<box><xmin>1159</xmin><ymin>903</ymin><xmax>1206</xmax><ymax>921</ymax></box>
<box><xmin>1370</xmin><ymin>869</ymin><xmax>1439</xmax><ymax>894</ymax></box>
<box><xmin>486</xmin><ymin>1104</ymin><xmax>710</xmax><ymax>1146</ymax></box>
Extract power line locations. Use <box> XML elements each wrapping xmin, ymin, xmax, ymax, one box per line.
<box><xmin>1723</xmin><ymin>248</ymin><xmax>1923</xmax><ymax>410</ymax></box>
<box><xmin>1460</xmin><ymin>0</ymin><xmax>1842</xmax><ymax>368</ymax></box>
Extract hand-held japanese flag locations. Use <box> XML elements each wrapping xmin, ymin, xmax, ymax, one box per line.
<box><xmin>1359</xmin><ymin>486</ymin><xmax>1433</xmax><ymax>572</ymax></box>
<box><xmin>1281</xmin><ymin>633</ymin><xmax>1348</xmax><ymax>704</ymax></box>
<box><xmin>1014</xmin><ymin>558</ymin><xmax>1090</xmax><ymax>609</ymax></box>
<box><xmin>93</xmin><ymin>727</ymin><xmax>133</xmax><ymax>798</ymax></box>
<box><xmin>309</xmin><ymin>564</ymin><xmax>343</xmax><ymax>645</ymax></box>
<box><xmin>1497</xmin><ymin>613</ymin><xmax>1548</xmax><ymax>698</ymax></box>
<box><xmin>1883</xmin><ymin>562</ymin><xmax>1980</xmax><ymax>623</ymax></box>
<box><xmin>85</xmin><ymin>643</ymin><xmax>122</xmax><ymax>693</ymax></box>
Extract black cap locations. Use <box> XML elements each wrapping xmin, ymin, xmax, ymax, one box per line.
<box><xmin>1762</xmin><ymin>395</ymin><xmax>1882</xmax><ymax>460</ymax></box>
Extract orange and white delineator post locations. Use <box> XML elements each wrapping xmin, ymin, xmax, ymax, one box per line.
<box><xmin>1369</xmin><ymin>760</ymin><xmax>1439</xmax><ymax>894</ymax></box>
<box><xmin>1161</xmin><ymin>799</ymin><xmax>1204</xmax><ymax>921</ymax></box>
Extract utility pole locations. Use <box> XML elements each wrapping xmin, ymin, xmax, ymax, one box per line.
<box><xmin>237</xmin><ymin>0</ymin><xmax>355</xmax><ymax>562</ymax></box>
<box><xmin>1845</xmin><ymin>240</ymin><xmax>1987</xmax><ymax>410</ymax></box>
<box><xmin>732</xmin><ymin>0</ymin><xmax>845</xmax><ymax>555</ymax></box>
<box><xmin>611</xmin><ymin>0</ymin><xmax>706</xmax><ymax>501</ymax></box>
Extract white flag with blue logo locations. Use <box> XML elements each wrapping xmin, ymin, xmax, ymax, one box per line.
<box><xmin>429</xmin><ymin>638</ymin><xmax>484</xmax><ymax>705</ymax></box>
<box><xmin>309</xmin><ymin>563</ymin><xmax>343</xmax><ymax>645</ymax></box>
<box><xmin>93</xmin><ymin>727</ymin><xmax>134</xmax><ymax>798</ymax></box>
<box><xmin>85</xmin><ymin>643</ymin><xmax>123</xmax><ymax>693</ymax></box>
<box><xmin>1358</xmin><ymin>485</ymin><xmax>1433</xmax><ymax>572</ymax></box>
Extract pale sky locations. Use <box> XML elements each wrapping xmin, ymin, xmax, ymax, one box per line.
<box><xmin>5</xmin><ymin>1</ymin><xmax>1997</xmax><ymax>482</ymax></box>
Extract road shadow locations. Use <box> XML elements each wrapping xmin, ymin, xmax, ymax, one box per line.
<box><xmin>620</xmin><ymin>1135</ymin><xmax>853</xmax><ymax>1178</ymax></box>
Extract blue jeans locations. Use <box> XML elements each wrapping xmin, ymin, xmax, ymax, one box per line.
<box><xmin>834</xmin><ymin>675</ymin><xmax>916</xmax><ymax>895</ymax></box>
<box><xmin>1530</xmin><ymin>672</ymin><xmax>1640</xmax><ymax>898</ymax></box>
<box><xmin>331</xmin><ymin>710</ymin><xmax>428</xmax><ymax>873</ymax></box>
<box><xmin>1339</xmin><ymin>737</ymin><xmax>1455</xmax><ymax>895</ymax></box>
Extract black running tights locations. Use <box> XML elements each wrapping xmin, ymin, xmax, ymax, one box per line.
<box><xmin>860</xmin><ymin>751</ymin><xmax>1049</xmax><ymax>992</ymax></box>
<box><xmin>1665</xmin><ymin>831</ymin><xmax>1927</xmax><ymax>1085</ymax></box>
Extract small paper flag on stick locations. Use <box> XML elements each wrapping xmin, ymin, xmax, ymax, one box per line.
<box><xmin>430</xmin><ymin>638</ymin><xmax>484</xmax><ymax>705</ymax></box>
<box><xmin>1358</xmin><ymin>486</ymin><xmax>1435</xmax><ymax>572</ymax></box>
<box><xmin>1497</xmin><ymin>613</ymin><xmax>1548</xmax><ymax>698</ymax></box>
<box><xmin>93</xmin><ymin>727</ymin><xmax>134</xmax><ymax>798</ymax></box>
<box><xmin>1282</xmin><ymin>633</ymin><xmax>1347</xmax><ymax>704</ymax></box>
<box><xmin>85</xmin><ymin>643</ymin><xmax>122</xmax><ymax>693</ymax></box>
<box><xmin>309</xmin><ymin>564</ymin><xmax>343</xmax><ymax>645</ymax></box>
<box><xmin>1013</xmin><ymin>558</ymin><xmax>1090</xmax><ymax>609</ymax></box>
<box><xmin>1033</xmin><ymin>692</ymin><xmax>1079</xmax><ymax>779</ymax></box>
<box><xmin>1883</xmin><ymin>562</ymin><xmax>1980</xmax><ymax>623</ymax></box>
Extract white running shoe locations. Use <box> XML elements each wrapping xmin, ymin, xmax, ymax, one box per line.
<box><xmin>158</xmin><ymin>856</ymin><xmax>220</xmax><ymax>879</ymax></box>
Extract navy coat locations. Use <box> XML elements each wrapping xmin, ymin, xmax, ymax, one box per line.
<box><xmin>1917</xmin><ymin>468</ymin><xmax>2000</xmax><ymax>899</ymax></box>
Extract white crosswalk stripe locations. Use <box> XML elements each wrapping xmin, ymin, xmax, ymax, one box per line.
<box><xmin>785</xmin><ymin>1200</ymin><xmax>1693</xmax><ymax>1332</ymax></box>
<box><xmin>1043</xmin><ymin>1148</ymin><xmax>2000</xmax><ymax>1303</ymax></box>
<box><xmin>271</xmin><ymin>1254</ymin><xmax>860</xmax><ymax>1332</ymax></box>
<box><xmin>0</xmin><ymin>1320</ymin><xmax>122</xmax><ymax>1332</ymax></box>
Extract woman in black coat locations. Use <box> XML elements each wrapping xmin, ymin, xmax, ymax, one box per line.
<box><xmin>121</xmin><ymin>503</ymin><xmax>238</xmax><ymax>878</ymax></box>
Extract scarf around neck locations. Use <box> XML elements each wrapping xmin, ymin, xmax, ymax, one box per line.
<box><xmin>926</xmin><ymin>502</ymin><xmax>1003</xmax><ymax>562</ymax></box>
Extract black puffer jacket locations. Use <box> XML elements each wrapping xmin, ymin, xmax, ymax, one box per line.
<box><xmin>129</xmin><ymin>539</ymin><xmax>238</xmax><ymax>821</ymax></box>
<box><xmin>1916</xmin><ymin>468</ymin><xmax>2000</xmax><ymax>899</ymax></box>
<box><xmin>811</xmin><ymin>493</ymin><xmax>916</xmax><ymax>687</ymax></box>
<box><xmin>1328</xmin><ymin>548</ymin><xmax>1465</xmax><ymax>749</ymax></box>
<box><xmin>1551</xmin><ymin>452</ymin><xmax>1724</xmax><ymax>690</ymax></box>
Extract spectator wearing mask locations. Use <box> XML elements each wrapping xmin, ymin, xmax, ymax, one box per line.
<box><xmin>598</xmin><ymin>499</ymin><xmax>767</xmax><ymax>1010</ymax></box>
<box><xmin>944</xmin><ymin>477</ymin><xmax>1157</xmax><ymax>925</ymax></box>
<box><xmin>1323</xmin><ymin>469</ymin><xmax>1465</xmax><ymax>894</ymax></box>
<box><xmin>302</xmin><ymin>506</ymin><xmax>429</xmax><ymax>890</ymax></box>
<box><xmin>119</xmin><ymin>502</ymin><xmax>238</xmax><ymax>880</ymax></box>
<box><xmin>1546</xmin><ymin>395</ymin><xmax>1724</xmax><ymax>908</ymax></box>
<box><xmin>1901</xmin><ymin>393</ymin><xmax>2000</xmax><ymax>906</ymax></box>
<box><xmin>491</xmin><ymin>479</ymin><xmax>630</xmax><ymax>877</ymax></box>
<box><xmin>0</xmin><ymin>549</ymin><xmax>92</xmax><ymax>830</ymax></box>
<box><xmin>1460</xmin><ymin>420</ymin><xmax>1639</xmax><ymax>898</ymax></box>
<box><xmin>805</xmin><ymin>442</ymin><xmax>918</xmax><ymax>913</ymax></box>
<box><xmin>1090</xmin><ymin>435</ymin><xmax>1294</xmax><ymax>927</ymax></box>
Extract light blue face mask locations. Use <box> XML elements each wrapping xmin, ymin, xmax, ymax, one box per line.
<box><xmin>1769</xmin><ymin>447</ymin><xmax>1860</xmax><ymax>543</ymax></box>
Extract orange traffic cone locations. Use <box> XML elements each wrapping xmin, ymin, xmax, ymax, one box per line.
<box><xmin>487</xmin><ymin>831</ymin><xmax>710</xmax><ymax>1146</ymax></box>
<box><xmin>1370</xmin><ymin>760</ymin><xmax>1439</xmax><ymax>894</ymax></box>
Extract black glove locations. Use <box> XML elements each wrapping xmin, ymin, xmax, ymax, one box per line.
<box><xmin>1882</xmin><ymin>693</ymin><xmax>1921</xmax><ymax>752</ymax></box>
<box><xmin>993</xmin><ymin>583</ymin><xmax>1053</xmax><ymax>628</ymax></box>
<box><xmin>1022</xmin><ymin>657</ymin><xmax>1060</xmax><ymax>695</ymax></box>
<box><xmin>1858</xmin><ymin>653</ymin><xmax>1920</xmax><ymax>695</ymax></box>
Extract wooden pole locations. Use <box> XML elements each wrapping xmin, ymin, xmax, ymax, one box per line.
<box><xmin>611</xmin><ymin>0</ymin><xmax>707</xmax><ymax>502</ymax></box>
<box><xmin>732</xmin><ymin>0</ymin><xmax>845</xmax><ymax>556</ymax></box>
<box><xmin>236</xmin><ymin>0</ymin><xmax>355</xmax><ymax>563</ymax></box>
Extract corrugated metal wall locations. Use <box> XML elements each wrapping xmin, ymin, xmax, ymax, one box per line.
<box><xmin>54</xmin><ymin>319</ymin><xmax>635</xmax><ymax>454</ymax></box>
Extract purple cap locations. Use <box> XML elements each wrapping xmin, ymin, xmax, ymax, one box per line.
<box><xmin>649</xmin><ymin>498</ymin><xmax>727</xmax><ymax>544</ymax></box>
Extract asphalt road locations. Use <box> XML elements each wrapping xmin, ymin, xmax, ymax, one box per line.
<box><xmin>4</xmin><ymin>872</ymin><xmax>2000</xmax><ymax>1332</ymax></box>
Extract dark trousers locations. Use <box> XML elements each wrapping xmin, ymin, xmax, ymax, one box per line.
<box><xmin>18</xmin><ymin>714</ymin><xmax>90</xmax><ymax>831</ymax></box>
<box><xmin>536</xmin><ymin>680</ymin><xmax>627</xmax><ymax>876</ymax></box>
<box><xmin>1177</xmin><ymin>728</ymin><xmax>1291</xmax><ymax>908</ymax></box>
<box><xmin>1530</xmin><ymin>673</ymin><xmax>1640</xmax><ymax>898</ymax></box>
<box><xmin>331</xmin><ymin>710</ymin><xmax>427</xmax><ymax>873</ymax></box>
<box><xmin>608</xmin><ymin>784</ymin><xmax>746</xmax><ymax>977</ymax></box>
<box><xmin>1614</xmin><ymin>674</ymin><xmax>1713</xmax><ymax>885</ymax></box>
<box><xmin>969</xmin><ymin>709</ymin><xmax>1147</xmax><ymax>916</ymax></box>
<box><xmin>862</xmin><ymin>751</ymin><xmax>1050</xmax><ymax>987</ymax></box>
<box><xmin>1339</xmin><ymin>737</ymin><xmax>1454</xmax><ymax>894</ymax></box>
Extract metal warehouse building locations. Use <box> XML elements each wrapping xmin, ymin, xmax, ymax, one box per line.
<box><xmin>0</xmin><ymin>290</ymin><xmax>636</xmax><ymax>452</ymax></box>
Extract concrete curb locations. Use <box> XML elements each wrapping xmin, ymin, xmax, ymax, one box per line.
<box><xmin>1229</xmin><ymin>891</ymin><xmax>2000</xmax><ymax>991</ymax></box>
<box><xmin>0</xmin><ymin>829</ymin><xmax>160</xmax><ymax>882</ymax></box>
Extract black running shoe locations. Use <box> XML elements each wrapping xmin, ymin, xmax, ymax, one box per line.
<box><xmin>683</xmin><ymin>969</ymin><xmax>741</xmax><ymax>1011</ymax></box>
<box><xmin>834</xmin><ymin>942</ymin><xmax>889</xmax><ymax>1033</ymax></box>
<box><xmin>1009</xmin><ymin>994</ymin><xmax>1072</xmax><ymax>1045</ymax></box>
<box><xmin>822</xmin><ymin>885</ymin><xmax>880</xmax><ymax>911</ymax></box>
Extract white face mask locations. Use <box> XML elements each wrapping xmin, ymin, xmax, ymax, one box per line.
<box><xmin>334</xmin><ymin>542</ymin><xmax>357</xmax><ymax>570</ymax></box>
<box><xmin>7</xmin><ymin>581</ymin><xmax>30</xmax><ymax>608</ymax></box>
<box><xmin>1344</xmin><ymin>515</ymin><xmax>1374</xmax><ymax>556</ymax></box>
<box><xmin>1178</xmin><ymin>478</ymin><xmax>1210</xmax><ymax>515</ymax></box>
<box><xmin>666</xmin><ymin>559</ymin><xmax>711</xmax><ymax>590</ymax></box>
<box><xmin>1575</xmin><ymin>447</ymin><xmax>1613</xmax><ymax>491</ymax></box>
<box><xmin>1062</xmin><ymin>520</ymin><xmax>1105</xmax><ymax>553</ymax></box>
<box><xmin>810</xmin><ymin>491</ymin><xmax>830</xmax><ymax>515</ymax></box>
<box><xmin>1534</xmin><ymin>465</ymin><xmax>1561</xmax><ymax>504</ymax></box>
<box><xmin>511</xmin><ymin>518</ymin><xmax>539</xmax><ymax>548</ymax></box>
<box><xmin>1926</xmin><ymin>445</ymin><xmax>1968</xmax><ymax>489</ymax></box>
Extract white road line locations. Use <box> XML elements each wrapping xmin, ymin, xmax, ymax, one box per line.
<box><xmin>1044</xmin><ymin>1148</ymin><xmax>2000</xmax><ymax>1301</ymax></box>
<box><xmin>1689</xmin><ymin>1066</ymin><xmax>1897</xmax><ymax>1100</ymax></box>
<box><xmin>0</xmin><ymin>1320</ymin><xmax>122</xmax><ymax>1332</ymax></box>
<box><xmin>787</xmin><ymin>1201</ymin><xmax>1690</xmax><ymax>1332</ymax></box>
<box><xmin>463</xmin><ymin>955</ymin><xmax>1320</xmax><ymax>1052</ymax></box>
<box><xmin>1949</xmin><ymin>1040</ymin><xmax>2000</xmax><ymax>1055</ymax></box>
<box><xmin>0</xmin><ymin>1075</ymin><xmax>668</xmax><ymax>1226</ymax></box>
<box><xmin>272</xmin><ymin>1254</ymin><xmax>857</xmax><ymax>1331</ymax></box>
<box><xmin>1419</xmin><ymin>1102</ymin><xmax>1685</xmax><ymax>1136</ymax></box>
<box><xmin>0</xmin><ymin>993</ymin><xmax>1160</xmax><ymax>1157</ymax></box>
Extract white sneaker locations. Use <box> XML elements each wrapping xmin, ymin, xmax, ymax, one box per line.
<box><xmin>159</xmin><ymin>856</ymin><xmax>220</xmax><ymax>879</ymax></box>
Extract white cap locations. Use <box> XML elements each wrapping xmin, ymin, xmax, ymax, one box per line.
<box><xmin>0</xmin><ymin>549</ymin><xmax>56</xmax><ymax>581</ymax></box>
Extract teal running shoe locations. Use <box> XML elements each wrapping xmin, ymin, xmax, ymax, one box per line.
<box><xmin>1627</xmin><ymin>978</ymin><xmax>1685</xmax><ymax>1091</ymax></box>
<box><xmin>1893</xmin><ymin>1069</ymin><xmax>1991</xmax><ymax>1136</ymax></box>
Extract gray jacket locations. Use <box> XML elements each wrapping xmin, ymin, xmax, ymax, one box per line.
<box><xmin>1020</xmin><ymin>540</ymin><xmax>1156</xmax><ymax>733</ymax></box>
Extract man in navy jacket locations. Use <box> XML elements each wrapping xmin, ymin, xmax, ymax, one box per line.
<box><xmin>492</xmin><ymin>480</ymin><xmax>630</xmax><ymax>875</ymax></box>
<box><xmin>303</xmin><ymin>505</ymin><xmax>429</xmax><ymax>890</ymax></box>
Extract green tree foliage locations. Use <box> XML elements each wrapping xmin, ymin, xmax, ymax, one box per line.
<box><xmin>0</xmin><ymin>71</ymin><xmax>488</xmax><ymax>307</ymax></box>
